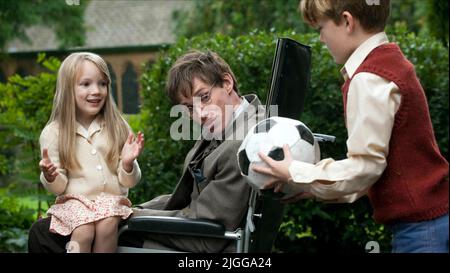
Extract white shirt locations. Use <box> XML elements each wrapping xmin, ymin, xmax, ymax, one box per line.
<box><xmin>289</xmin><ymin>32</ymin><xmax>402</xmax><ymax>203</ymax></box>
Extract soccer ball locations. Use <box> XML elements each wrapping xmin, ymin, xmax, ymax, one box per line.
<box><xmin>237</xmin><ymin>116</ymin><xmax>320</xmax><ymax>199</ymax></box>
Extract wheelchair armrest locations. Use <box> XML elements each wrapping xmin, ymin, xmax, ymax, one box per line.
<box><xmin>313</xmin><ymin>133</ymin><xmax>336</xmax><ymax>143</ymax></box>
<box><xmin>125</xmin><ymin>216</ymin><xmax>226</xmax><ymax>238</ymax></box>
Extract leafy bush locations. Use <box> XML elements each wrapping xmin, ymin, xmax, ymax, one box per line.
<box><xmin>390</xmin><ymin>24</ymin><xmax>449</xmax><ymax>157</ymax></box>
<box><xmin>136</xmin><ymin>26</ymin><xmax>448</xmax><ymax>252</ymax></box>
<box><xmin>173</xmin><ymin>0</ymin><xmax>310</xmax><ymax>38</ymax></box>
<box><xmin>0</xmin><ymin>54</ymin><xmax>149</xmax><ymax>252</ymax></box>
<box><xmin>0</xmin><ymin>54</ymin><xmax>61</xmax><ymax>252</ymax></box>
<box><xmin>0</xmin><ymin>26</ymin><xmax>446</xmax><ymax>253</ymax></box>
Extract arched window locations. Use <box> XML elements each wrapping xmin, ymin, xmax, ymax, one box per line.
<box><xmin>107</xmin><ymin>63</ymin><xmax>118</xmax><ymax>105</ymax></box>
<box><xmin>16</xmin><ymin>67</ymin><xmax>29</xmax><ymax>77</ymax></box>
<box><xmin>0</xmin><ymin>70</ymin><xmax>6</xmax><ymax>83</ymax></box>
<box><xmin>121</xmin><ymin>63</ymin><xmax>139</xmax><ymax>114</ymax></box>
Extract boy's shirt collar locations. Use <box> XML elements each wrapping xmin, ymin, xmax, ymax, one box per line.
<box><xmin>341</xmin><ymin>32</ymin><xmax>389</xmax><ymax>80</ymax></box>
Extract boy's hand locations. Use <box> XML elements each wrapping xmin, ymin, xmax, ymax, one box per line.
<box><xmin>252</xmin><ymin>144</ymin><xmax>294</xmax><ymax>192</ymax></box>
<box><xmin>280</xmin><ymin>191</ymin><xmax>315</xmax><ymax>204</ymax></box>
<box><xmin>121</xmin><ymin>131</ymin><xmax>144</xmax><ymax>172</ymax></box>
<box><xmin>39</xmin><ymin>148</ymin><xmax>58</xmax><ymax>182</ymax></box>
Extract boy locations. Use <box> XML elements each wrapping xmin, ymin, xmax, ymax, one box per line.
<box><xmin>253</xmin><ymin>0</ymin><xmax>448</xmax><ymax>253</ymax></box>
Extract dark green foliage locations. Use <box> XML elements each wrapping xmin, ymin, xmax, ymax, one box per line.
<box><xmin>387</xmin><ymin>0</ymin><xmax>448</xmax><ymax>46</ymax></box>
<box><xmin>426</xmin><ymin>0</ymin><xmax>449</xmax><ymax>45</ymax></box>
<box><xmin>0</xmin><ymin>53</ymin><xmax>59</xmax><ymax>226</ymax></box>
<box><xmin>0</xmin><ymin>0</ymin><xmax>87</xmax><ymax>52</ymax></box>
<box><xmin>173</xmin><ymin>0</ymin><xmax>311</xmax><ymax>38</ymax></box>
<box><xmin>135</xmin><ymin>26</ymin><xmax>448</xmax><ymax>252</ymax></box>
<box><xmin>389</xmin><ymin>25</ymin><xmax>449</xmax><ymax>159</ymax></box>
<box><xmin>0</xmin><ymin>188</ymin><xmax>35</xmax><ymax>252</ymax></box>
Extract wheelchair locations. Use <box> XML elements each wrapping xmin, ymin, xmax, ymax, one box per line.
<box><xmin>117</xmin><ymin>38</ymin><xmax>335</xmax><ymax>253</ymax></box>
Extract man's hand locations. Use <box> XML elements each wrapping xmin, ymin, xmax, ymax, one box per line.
<box><xmin>121</xmin><ymin>131</ymin><xmax>144</xmax><ymax>172</ymax></box>
<box><xmin>252</xmin><ymin>144</ymin><xmax>294</xmax><ymax>192</ymax></box>
<box><xmin>39</xmin><ymin>148</ymin><xmax>58</xmax><ymax>182</ymax></box>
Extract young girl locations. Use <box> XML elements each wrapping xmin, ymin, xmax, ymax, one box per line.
<box><xmin>38</xmin><ymin>52</ymin><xmax>144</xmax><ymax>253</ymax></box>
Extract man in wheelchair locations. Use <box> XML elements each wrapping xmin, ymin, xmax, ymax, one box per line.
<box><xmin>28</xmin><ymin>50</ymin><xmax>265</xmax><ymax>253</ymax></box>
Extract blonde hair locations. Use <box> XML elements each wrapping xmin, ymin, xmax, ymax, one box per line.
<box><xmin>299</xmin><ymin>0</ymin><xmax>390</xmax><ymax>33</ymax></box>
<box><xmin>48</xmin><ymin>52</ymin><xmax>129</xmax><ymax>171</ymax></box>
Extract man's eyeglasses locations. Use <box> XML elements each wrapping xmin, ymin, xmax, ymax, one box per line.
<box><xmin>185</xmin><ymin>83</ymin><xmax>216</xmax><ymax>117</ymax></box>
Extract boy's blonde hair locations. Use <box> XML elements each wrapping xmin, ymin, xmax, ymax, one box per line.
<box><xmin>48</xmin><ymin>52</ymin><xmax>129</xmax><ymax>171</ymax></box>
<box><xmin>299</xmin><ymin>0</ymin><xmax>390</xmax><ymax>33</ymax></box>
<box><xmin>166</xmin><ymin>50</ymin><xmax>239</xmax><ymax>105</ymax></box>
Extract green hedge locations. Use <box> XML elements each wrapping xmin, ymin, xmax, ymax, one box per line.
<box><xmin>135</xmin><ymin>26</ymin><xmax>448</xmax><ymax>253</ymax></box>
<box><xmin>0</xmin><ymin>54</ymin><xmax>59</xmax><ymax>182</ymax></box>
<box><xmin>0</xmin><ymin>54</ymin><xmax>60</xmax><ymax>252</ymax></box>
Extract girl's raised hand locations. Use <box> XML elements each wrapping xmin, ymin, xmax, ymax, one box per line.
<box><xmin>121</xmin><ymin>131</ymin><xmax>144</xmax><ymax>172</ymax></box>
<box><xmin>39</xmin><ymin>148</ymin><xmax>58</xmax><ymax>182</ymax></box>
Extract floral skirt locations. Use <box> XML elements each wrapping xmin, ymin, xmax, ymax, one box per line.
<box><xmin>47</xmin><ymin>192</ymin><xmax>133</xmax><ymax>236</ymax></box>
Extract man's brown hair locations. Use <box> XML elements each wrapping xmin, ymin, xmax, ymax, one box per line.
<box><xmin>166</xmin><ymin>50</ymin><xmax>239</xmax><ymax>104</ymax></box>
<box><xmin>299</xmin><ymin>0</ymin><xmax>391</xmax><ymax>33</ymax></box>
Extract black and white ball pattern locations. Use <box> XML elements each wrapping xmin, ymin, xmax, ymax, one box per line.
<box><xmin>237</xmin><ymin>116</ymin><xmax>320</xmax><ymax>198</ymax></box>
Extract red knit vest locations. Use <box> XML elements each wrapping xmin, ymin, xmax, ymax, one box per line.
<box><xmin>341</xmin><ymin>43</ymin><xmax>449</xmax><ymax>224</ymax></box>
